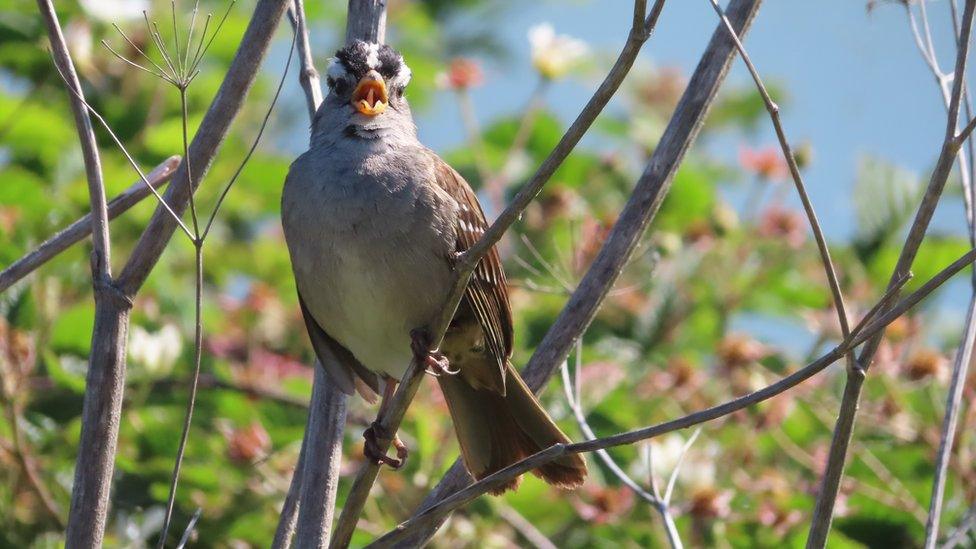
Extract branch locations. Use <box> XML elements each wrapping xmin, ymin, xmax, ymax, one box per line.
<box><xmin>58</xmin><ymin>1</ymin><xmax>289</xmax><ymax>545</ymax></box>
<box><xmin>329</xmin><ymin>1</ymin><xmax>674</xmax><ymax>546</ymax></box>
<box><xmin>344</xmin><ymin>0</ymin><xmax>386</xmax><ymax>44</ymax></box>
<box><xmin>36</xmin><ymin>0</ymin><xmax>111</xmax><ymax>282</ymax></box>
<box><xmin>36</xmin><ymin>1</ymin><xmax>126</xmax><ymax>545</ymax></box>
<box><xmin>809</xmin><ymin>2</ymin><xmax>976</xmax><ymax>546</ymax></box>
<box><xmin>293</xmin><ymin>366</ymin><xmax>348</xmax><ymax>547</ymax></box>
<box><xmin>942</xmin><ymin>502</ymin><xmax>976</xmax><ymax>548</ymax></box>
<box><xmin>115</xmin><ymin>0</ymin><xmax>290</xmax><ymax>297</ymax></box>
<box><xmin>287</xmin><ymin>0</ymin><xmax>322</xmax><ymax>122</ymax></box>
<box><xmin>928</xmin><ymin>298</ymin><xmax>976</xmax><ymax>546</ymax></box>
<box><xmin>370</xmin><ymin>242</ymin><xmax>976</xmax><ymax>546</ymax></box>
<box><xmin>705</xmin><ymin>0</ymin><xmax>854</xmax><ymax>371</ymax></box>
<box><xmin>0</xmin><ymin>156</ymin><xmax>180</xmax><ymax>294</ymax></box>
<box><xmin>275</xmin><ymin>1</ymin><xmax>371</xmax><ymax>547</ymax></box>
<box><xmin>560</xmin><ymin>343</ymin><xmax>684</xmax><ymax>548</ymax></box>
<box><xmin>397</xmin><ymin>0</ymin><xmax>764</xmax><ymax>545</ymax></box>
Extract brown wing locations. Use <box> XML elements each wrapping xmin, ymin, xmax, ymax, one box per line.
<box><xmin>429</xmin><ymin>150</ymin><xmax>514</xmax><ymax>391</ymax></box>
<box><xmin>298</xmin><ymin>292</ymin><xmax>379</xmax><ymax>403</ymax></box>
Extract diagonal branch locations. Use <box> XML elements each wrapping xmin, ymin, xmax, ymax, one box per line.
<box><xmin>705</xmin><ymin>0</ymin><xmax>855</xmax><ymax>371</ymax></box>
<box><xmin>397</xmin><ymin>0</ymin><xmax>764</xmax><ymax>545</ymax></box>
<box><xmin>808</xmin><ymin>2</ymin><xmax>976</xmax><ymax>546</ymax></box>
<box><xmin>0</xmin><ymin>156</ymin><xmax>180</xmax><ymax>294</ymax></box>
<box><xmin>328</xmin><ymin>1</ymin><xmax>672</xmax><ymax>546</ymax></box>
<box><xmin>36</xmin><ymin>0</ymin><xmax>111</xmax><ymax>282</ymax></box>
<box><xmin>370</xmin><ymin>241</ymin><xmax>976</xmax><ymax>546</ymax></box>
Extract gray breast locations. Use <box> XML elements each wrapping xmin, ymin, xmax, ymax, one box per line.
<box><xmin>282</xmin><ymin>143</ymin><xmax>459</xmax><ymax>379</ymax></box>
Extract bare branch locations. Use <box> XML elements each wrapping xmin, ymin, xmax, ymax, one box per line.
<box><xmin>36</xmin><ymin>1</ymin><xmax>129</xmax><ymax>545</ymax></box>
<box><xmin>942</xmin><ymin>503</ymin><xmax>976</xmax><ymax>548</ymax></box>
<box><xmin>0</xmin><ymin>157</ymin><xmax>180</xmax><ymax>294</ymax></box>
<box><xmin>37</xmin><ymin>0</ymin><xmax>111</xmax><ymax>280</ymax></box>
<box><xmin>369</xmin><ymin>242</ymin><xmax>976</xmax><ymax>545</ymax></box>
<box><xmin>293</xmin><ymin>367</ymin><xmax>349</xmax><ymax>547</ymax></box>
<box><xmin>58</xmin><ymin>2</ymin><xmax>289</xmax><ymax>545</ymax></box>
<box><xmin>328</xmin><ymin>1</ymin><xmax>674</xmax><ymax>546</ymax></box>
<box><xmin>705</xmin><ymin>0</ymin><xmax>855</xmax><ymax>374</ymax></box>
<box><xmin>116</xmin><ymin>0</ymin><xmax>289</xmax><ymax>296</ymax></box>
<box><xmin>287</xmin><ymin>0</ymin><xmax>323</xmax><ymax>121</ymax></box>
<box><xmin>397</xmin><ymin>0</ymin><xmax>764</xmax><ymax>545</ymax></box>
<box><xmin>809</xmin><ymin>2</ymin><xmax>976</xmax><ymax>545</ymax></box>
<box><xmin>345</xmin><ymin>0</ymin><xmax>386</xmax><ymax>44</ymax></box>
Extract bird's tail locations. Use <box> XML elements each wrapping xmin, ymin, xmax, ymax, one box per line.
<box><xmin>437</xmin><ymin>364</ymin><xmax>587</xmax><ymax>494</ymax></box>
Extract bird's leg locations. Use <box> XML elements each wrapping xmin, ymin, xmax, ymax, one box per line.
<box><xmin>410</xmin><ymin>328</ymin><xmax>459</xmax><ymax>377</ymax></box>
<box><xmin>363</xmin><ymin>380</ymin><xmax>409</xmax><ymax>469</ymax></box>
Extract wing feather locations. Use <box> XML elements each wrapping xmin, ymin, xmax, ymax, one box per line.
<box><xmin>429</xmin><ymin>151</ymin><xmax>514</xmax><ymax>391</ymax></box>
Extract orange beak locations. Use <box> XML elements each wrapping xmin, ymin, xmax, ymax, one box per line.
<box><xmin>351</xmin><ymin>72</ymin><xmax>388</xmax><ymax>116</ymax></box>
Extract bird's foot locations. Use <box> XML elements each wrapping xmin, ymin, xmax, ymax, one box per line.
<box><xmin>410</xmin><ymin>328</ymin><xmax>460</xmax><ymax>377</ymax></box>
<box><xmin>363</xmin><ymin>421</ymin><xmax>408</xmax><ymax>469</ymax></box>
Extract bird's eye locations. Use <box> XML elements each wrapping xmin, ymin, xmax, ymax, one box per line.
<box><xmin>394</xmin><ymin>86</ymin><xmax>404</xmax><ymax>98</ymax></box>
<box><xmin>332</xmin><ymin>79</ymin><xmax>350</xmax><ymax>95</ymax></box>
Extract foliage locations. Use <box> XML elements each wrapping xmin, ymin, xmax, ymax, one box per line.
<box><xmin>0</xmin><ymin>1</ymin><xmax>974</xmax><ymax>547</ymax></box>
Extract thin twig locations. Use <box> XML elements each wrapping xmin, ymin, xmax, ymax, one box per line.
<box><xmin>809</xmin><ymin>2</ymin><xmax>976</xmax><ymax>546</ymax></box>
<box><xmin>202</xmin><ymin>30</ymin><xmax>295</xmax><ymax>240</ymax></box>
<box><xmin>706</xmin><ymin>0</ymin><xmax>855</xmax><ymax>376</ymax></box>
<box><xmin>560</xmin><ymin>343</ymin><xmax>684</xmax><ymax>548</ymax></box>
<box><xmin>115</xmin><ymin>0</ymin><xmax>287</xmax><ymax>297</ymax></box>
<box><xmin>61</xmin><ymin>1</ymin><xmax>290</xmax><ymax>545</ymax></box>
<box><xmin>47</xmin><ymin>60</ymin><xmax>195</xmax><ymax>240</ymax></box>
<box><xmin>175</xmin><ymin>508</ymin><xmax>202</xmax><ymax>549</ymax></box>
<box><xmin>942</xmin><ymin>503</ymin><xmax>976</xmax><ymax>548</ymax></box>
<box><xmin>287</xmin><ymin>0</ymin><xmax>322</xmax><ymax>121</ymax></box>
<box><xmin>0</xmin><ymin>157</ymin><xmax>180</xmax><ymax>294</ymax></box>
<box><xmin>158</xmin><ymin>18</ymin><xmax>294</xmax><ymax>549</ymax></box>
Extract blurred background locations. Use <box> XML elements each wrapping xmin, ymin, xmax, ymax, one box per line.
<box><xmin>2</xmin><ymin>0</ymin><xmax>975</xmax><ymax>546</ymax></box>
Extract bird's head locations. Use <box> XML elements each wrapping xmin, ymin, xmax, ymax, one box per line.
<box><xmin>315</xmin><ymin>40</ymin><xmax>415</xmax><ymax>141</ymax></box>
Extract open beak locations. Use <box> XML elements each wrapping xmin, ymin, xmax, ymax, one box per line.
<box><xmin>351</xmin><ymin>71</ymin><xmax>388</xmax><ymax>116</ymax></box>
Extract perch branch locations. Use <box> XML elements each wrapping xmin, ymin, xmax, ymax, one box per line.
<box><xmin>370</xmin><ymin>242</ymin><xmax>976</xmax><ymax>546</ymax></box>
<box><xmin>328</xmin><ymin>1</ymin><xmax>672</xmax><ymax>546</ymax></box>
<box><xmin>395</xmin><ymin>0</ymin><xmax>764</xmax><ymax>545</ymax></box>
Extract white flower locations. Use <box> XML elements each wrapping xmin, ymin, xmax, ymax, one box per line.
<box><xmin>528</xmin><ymin>23</ymin><xmax>589</xmax><ymax>79</ymax></box>
<box><xmin>79</xmin><ymin>0</ymin><xmax>149</xmax><ymax>22</ymax></box>
<box><xmin>129</xmin><ymin>324</ymin><xmax>182</xmax><ymax>378</ymax></box>
<box><xmin>634</xmin><ymin>433</ymin><xmax>719</xmax><ymax>492</ymax></box>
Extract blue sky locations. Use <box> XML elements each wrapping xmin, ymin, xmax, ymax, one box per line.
<box><xmin>411</xmin><ymin>0</ymin><xmax>965</xmax><ymax>242</ymax></box>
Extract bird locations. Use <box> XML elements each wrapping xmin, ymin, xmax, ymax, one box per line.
<box><xmin>281</xmin><ymin>40</ymin><xmax>586</xmax><ymax>493</ymax></box>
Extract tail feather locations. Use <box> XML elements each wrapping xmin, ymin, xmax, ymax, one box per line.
<box><xmin>437</xmin><ymin>364</ymin><xmax>587</xmax><ymax>494</ymax></box>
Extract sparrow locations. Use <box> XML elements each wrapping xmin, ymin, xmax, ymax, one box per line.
<box><xmin>281</xmin><ymin>40</ymin><xmax>586</xmax><ymax>493</ymax></box>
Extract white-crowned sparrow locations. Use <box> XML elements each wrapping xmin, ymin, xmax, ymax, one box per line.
<box><xmin>281</xmin><ymin>41</ymin><xmax>586</xmax><ymax>492</ymax></box>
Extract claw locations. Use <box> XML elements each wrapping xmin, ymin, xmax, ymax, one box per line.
<box><xmin>411</xmin><ymin>328</ymin><xmax>460</xmax><ymax>377</ymax></box>
<box><xmin>424</xmin><ymin>352</ymin><xmax>459</xmax><ymax>376</ymax></box>
<box><xmin>363</xmin><ymin>422</ymin><xmax>409</xmax><ymax>469</ymax></box>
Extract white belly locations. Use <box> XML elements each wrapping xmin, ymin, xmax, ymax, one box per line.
<box><xmin>282</xmin><ymin>151</ymin><xmax>458</xmax><ymax>379</ymax></box>
<box><xmin>297</xmin><ymin>233</ymin><xmax>453</xmax><ymax>379</ymax></box>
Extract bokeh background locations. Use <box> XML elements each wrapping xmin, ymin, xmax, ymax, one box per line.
<box><xmin>2</xmin><ymin>0</ymin><xmax>976</xmax><ymax>546</ymax></box>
